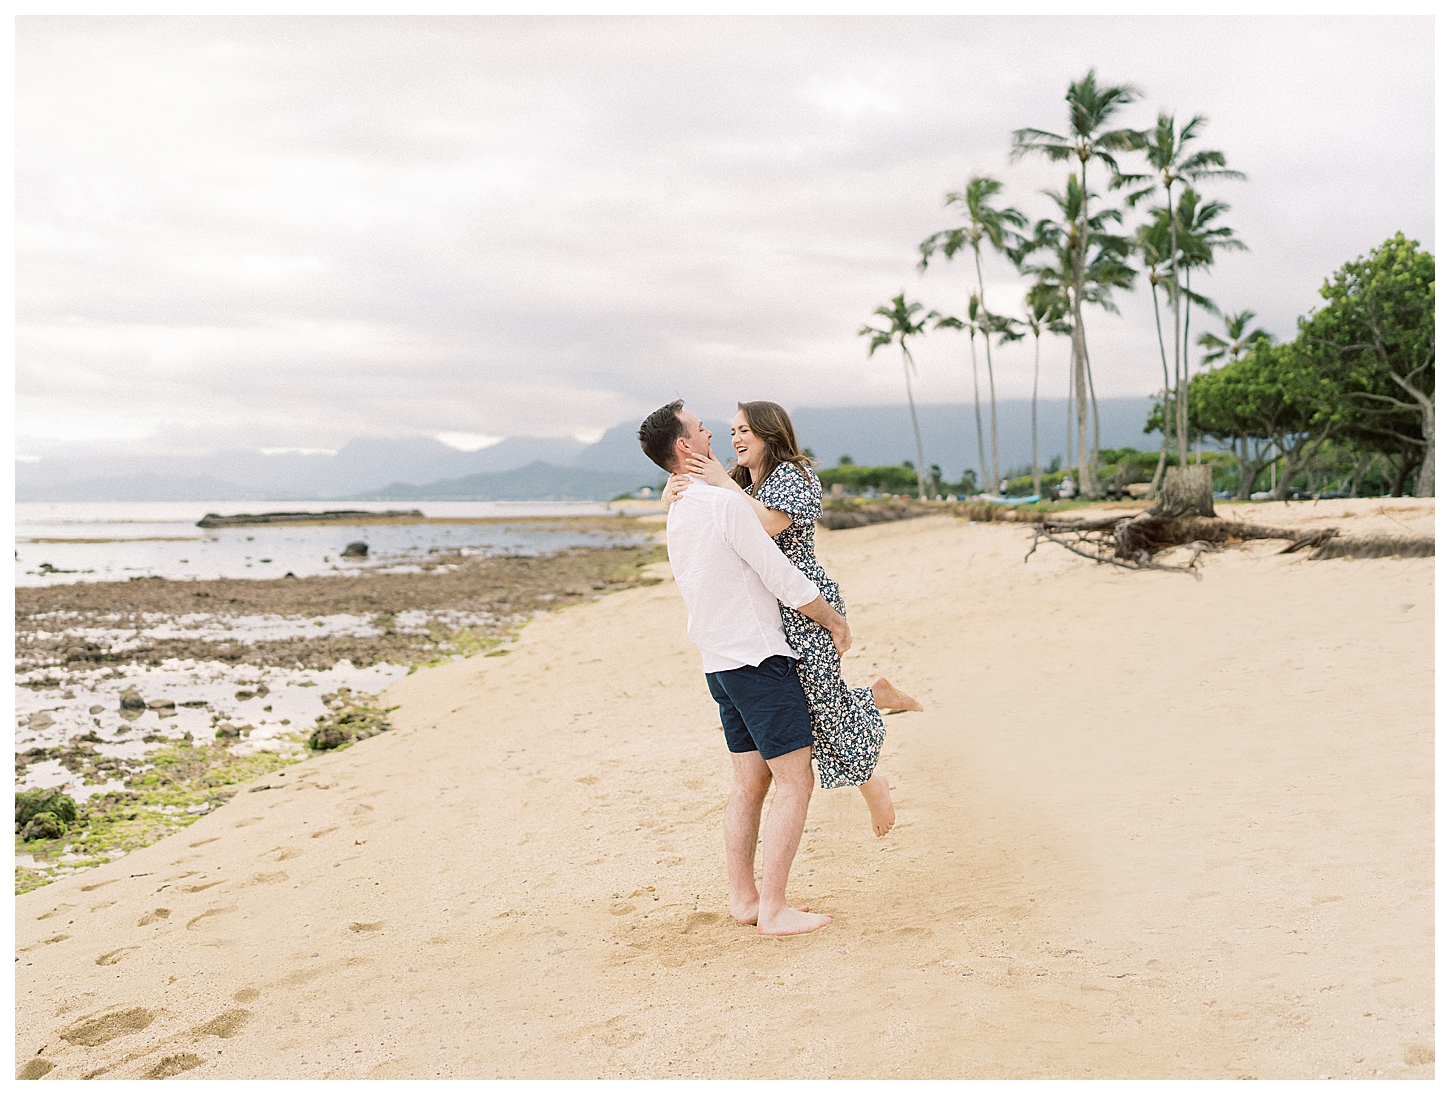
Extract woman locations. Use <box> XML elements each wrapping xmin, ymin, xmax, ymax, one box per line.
<box><xmin>663</xmin><ymin>401</ymin><xmax>922</xmax><ymax>837</ymax></box>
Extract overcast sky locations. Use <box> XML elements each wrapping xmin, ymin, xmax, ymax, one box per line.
<box><xmin>16</xmin><ymin>14</ymin><xmax>1434</xmax><ymax>460</ymax></box>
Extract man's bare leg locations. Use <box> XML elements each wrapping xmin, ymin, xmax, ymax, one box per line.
<box><xmin>859</xmin><ymin>772</ymin><xmax>896</xmax><ymax>836</ymax></box>
<box><xmin>757</xmin><ymin>746</ymin><xmax>832</xmax><ymax>936</ymax></box>
<box><xmin>725</xmin><ymin>750</ymin><xmax>771</xmax><ymax>924</ymax></box>
<box><xmin>872</xmin><ymin>677</ymin><xmax>923</xmax><ymax>713</ymax></box>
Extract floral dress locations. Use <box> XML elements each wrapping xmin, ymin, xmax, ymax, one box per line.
<box><xmin>751</xmin><ymin>463</ymin><xmax>886</xmax><ymax>790</ymax></box>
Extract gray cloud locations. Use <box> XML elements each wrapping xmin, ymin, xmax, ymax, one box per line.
<box><xmin>16</xmin><ymin>14</ymin><xmax>1433</xmax><ymax>458</ymax></box>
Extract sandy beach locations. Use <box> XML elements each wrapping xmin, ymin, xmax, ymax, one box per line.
<box><xmin>15</xmin><ymin>498</ymin><xmax>1433</xmax><ymax>1079</ymax></box>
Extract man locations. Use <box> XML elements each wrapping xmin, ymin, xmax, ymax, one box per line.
<box><xmin>638</xmin><ymin>400</ymin><xmax>846</xmax><ymax>937</ymax></box>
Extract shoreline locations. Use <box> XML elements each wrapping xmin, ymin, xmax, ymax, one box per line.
<box><xmin>14</xmin><ymin>534</ymin><xmax>666</xmax><ymax>892</ymax></box>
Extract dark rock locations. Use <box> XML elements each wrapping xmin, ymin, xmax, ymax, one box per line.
<box><xmin>341</xmin><ymin>541</ymin><xmax>369</xmax><ymax>558</ymax></box>
<box><xmin>16</xmin><ymin>787</ymin><xmax>77</xmax><ymax>830</ymax></box>
<box><xmin>28</xmin><ymin>711</ymin><xmax>55</xmax><ymax>731</ymax></box>
<box><xmin>118</xmin><ymin>689</ymin><xmax>146</xmax><ymax>712</ymax></box>
<box><xmin>89</xmin><ymin>705</ymin><xmax>105</xmax><ymax>714</ymax></box>
<box><xmin>148</xmin><ymin>699</ymin><xmax>176</xmax><ymax>710</ymax></box>
<box><xmin>309</xmin><ymin>723</ymin><xmax>351</xmax><ymax>750</ymax></box>
<box><xmin>234</xmin><ymin>690</ymin><xmax>255</xmax><ymax>701</ymax></box>
<box><xmin>21</xmin><ymin>812</ymin><xmax>67</xmax><ymax>840</ymax></box>
<box><xmin>215</xmin><ymin>724</ymin><xmax>241</xmax><ymax>741</ymax></box>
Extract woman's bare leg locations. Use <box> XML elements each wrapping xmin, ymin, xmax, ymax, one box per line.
<box><xmin>859</xmin><ymin>772</ymin><xmax>896</xmax><ymax>836</ymax></box>
<box><xmin>872</xmin><ymin>677</ymin><xmax>923</xmax><ymax>712</ymax></box>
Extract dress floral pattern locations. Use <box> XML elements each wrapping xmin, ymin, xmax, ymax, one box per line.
<box><xmin>751</xmin><ymin>463</ymin><xmax>885</xmax><ymax>789</ymax></box>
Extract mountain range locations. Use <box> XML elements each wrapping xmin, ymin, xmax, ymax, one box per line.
<box><xmin>16</xmin><ymin>398</ymin><xmax>1160</xmax><ymax>502</ymax></box>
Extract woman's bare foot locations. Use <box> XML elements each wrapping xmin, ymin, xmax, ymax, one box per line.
<box><xmin>872</xmin><ymin>677</ymin><xmax>923</xmax><ymax>712</ymax></box>
<box><xmin>756</xmin><ymin>906</ymin><xmax>832</xmax><ymax>936</ymax></box>
<box><xmin>860</xmin><ymin>772</ymin><xmax>896</xmax><ymax>836</ymax></box>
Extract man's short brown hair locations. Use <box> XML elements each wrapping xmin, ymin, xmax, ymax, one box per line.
<box><xmin>638</xmin><ymin>399</ymin><xmax>687</xmax><ymax>472</ymax></box>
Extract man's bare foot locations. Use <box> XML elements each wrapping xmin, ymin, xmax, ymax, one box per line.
<box><xmin>872</xmin><ymin>677</ymin><xmax>923</xmax><ymax>712</ymax></box>
<box><xmin>860</xmin><ymin>772</ymin><xmax>896</xmax><ymax>836</ymax></box>
<box><xmin>756</xmin><ymin>906</ymin><xmax>832</xmax><ymax>936</ymax></box>
<box><xmin>731</xmin><ymin>900</ymin><xmax>809</xmax><ymax>926</ymax></box>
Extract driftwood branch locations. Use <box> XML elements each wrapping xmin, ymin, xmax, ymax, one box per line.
<box><xmin>1028</xmin><ymin>510</ymin><xmax>1345</xmax><ymax>575</ymax></box>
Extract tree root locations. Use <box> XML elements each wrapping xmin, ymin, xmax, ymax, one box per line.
<box><xmin>1026</xmin><ymin>511</ymin><xmax>1342</xmax><ymax>575</ymax></box>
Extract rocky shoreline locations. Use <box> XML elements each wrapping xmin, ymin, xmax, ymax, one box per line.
<box><xmin>14</xmin><ymin>536</ymin><xmax>666</xmax><ymax>892</ymax></box>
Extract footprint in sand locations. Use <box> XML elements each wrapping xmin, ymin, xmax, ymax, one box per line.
<box><xmin>186</xmin><ymin>906</ymin><xmax>238</xmax><ymax>931</ymax></box>
<box><xmin>190</xmin><ymin>836</ymin><xmax>220</xmax><ymax>848</ymax></box>
<box><xmin>181</xmin><ymin>881</ymin><xmax>224</xmax><ymax>893</ymax></box>
<box><xmin>310</xmin><ymin>827</ymin><xmax>338</xmax><ymax>839</ymax></box>
<box><xmin>349</xmin><ymin>921</ymin><xmax>384</xmax><ymax>933</ymax></box>
<box><xmin>138</xmin><ymin>908</ymin><xmax>171</xmax><ymax>927</ymax></box>
<box><xmin>18</xmin><ymin>1058</ymin><xmax>56</xmax><ymax>1079</ymax></box>
<box><xmin>185</xmin><ymin>1008</ymin><xmax>252</xmax><ymax>1039</ymax></box>
<box><xmin>239</xmin><ymin>872</ymin><xmax>288</xmax><ymax>888</ymax></box>
<box><xmin>258</xmin><ymin>846</ymin><xmax>302</xmax><ymax>862</ymax></box>
<box><xmin>60</xmin><ymin>1007</ymin><xmax>155</xmax><ymax>1047</ymax></box>
<box><xmin>36</xmin><ymin>904</ymin><xmax>76</xmax><ymax>921</ymax></box>
<box><xmin>232</xmin><ymin>988</ymin><xmax>259</xmax><ymax>1004</ymax></box>
<box><xmin>609</xmin><ymin>902</ymin><xmax>636</xmax><ymax>915</ymax></box>
<box><xmin>95</xmin><ymin>947</ymin><xmax>141</xmax><ymax>966</ymax></box>
<box><xmin>143</xmin><ymin>1053</ymin><xmax>203</xmax><ymax>1079</ymax></box>
<box><xmin>680</xmin><ymin>911</ymin><xmax>720</xmax><ymax>934</ymax></box>
<box><xmin>79</xmin><ymin>879</ymin><xmax>118</xmax><ymax>893</ymax></box>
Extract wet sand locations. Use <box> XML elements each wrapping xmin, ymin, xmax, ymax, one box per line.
<box><xmin>14</xmin><ymin>499</ymin><xmax>1434</xmax><ymax>1079</ymax></box>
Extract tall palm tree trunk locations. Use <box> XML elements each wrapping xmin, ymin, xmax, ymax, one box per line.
<box><xmin>900</xmin><ymin>343</ymin><xmax>928</xmax><ymax>501</ymax></box>
<box><xmin>1031</xmin><ymin>333</ymin><xmax>1042</xmax><ymax>499</ymax></box>
<box><xmin>1182</xmin><ymin>269</ymin><xmax>1198</xmax><ymax>464</ymax></box>
<box><xmin>1065</xmin><ymin>347</ymin><xmax>1074</xmax><ymax>491</ymax></box>
<box><xmin>968</xmin><ymin>332</ymin><xmax>988</xmax><ymax>493</ymax></box>
<box><xmin>1148</xmin><ymin>281</ymin><xmax>1172</xmax><ymax>496</ymax></box>
<box><xmin>973</xmin><ymin>248</ymin><xmax>1001</xmax><ymax>488</ymax></box>
<box><xmin>1076</xmin><ymin>155</ymin><xmax>1101</xmax><ymax>496</ymax></box>
<box><xmin>1166</xmin><ymin>180</ymin><xmax>1188</xmax><ymax>468</ymax></box>
<box><xmin>1071</xmin><ymin>314</ymin><xmax>1094</xmax><ymax>496</ymax></box>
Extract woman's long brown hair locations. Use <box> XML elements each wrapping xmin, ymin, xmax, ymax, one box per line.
<box><xmin>728</xmin><ymin>401</ymin><xmax>817</xmax><ymax>493</ymax></box>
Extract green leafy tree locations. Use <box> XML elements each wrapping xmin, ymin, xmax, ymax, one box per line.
<box><xmin>859</xmin><ymin>293</ymin><xmax>936</xmax><ymax>500</ymax></box>
<box><xmin>1297</xmin><ymin>233</ymin><xmax>1435</xmax><ymax>496</ymax></box>
<box><xmin>1013</xmin><ymin>70</ymin><xmax>1144</xmax><ymax>497</ymax></box>
<box><xmin>919</xmin><ymin>175</ymin><xmax>1027</xmax><ymax>490</ymax></box>
<box><xmin>1187</xmin><ymin>340</ymin><xmax>1342</xmax><ymax>500</ymax></box>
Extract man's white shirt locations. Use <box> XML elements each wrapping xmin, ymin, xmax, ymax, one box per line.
<box><xmin>665</xmin><ymin>478</ymin><xmax>820</xmax><ymax>674</ymax></box>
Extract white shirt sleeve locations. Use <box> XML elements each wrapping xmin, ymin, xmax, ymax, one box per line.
<box><xmin>715</xmin><ymin>491</ymin><xmax>820</xmax><ymax>609</ymax></box>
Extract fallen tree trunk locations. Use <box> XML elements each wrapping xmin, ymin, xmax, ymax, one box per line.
<box><xmin>1029</xmin><ymin>509</ymin><xmax>1342</xmax><ymax>575</ymax></box>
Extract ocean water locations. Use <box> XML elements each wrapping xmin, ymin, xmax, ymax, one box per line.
<box><xmin>15</xmin><ymin>500</ymin><xmax>654</xmax><ymax>586</ymax></box>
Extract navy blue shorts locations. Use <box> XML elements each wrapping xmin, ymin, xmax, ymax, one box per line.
<box><xmin>705</xmin><ymin>655</ymin><xmax>814</xmax><ymax>760</ymax></box>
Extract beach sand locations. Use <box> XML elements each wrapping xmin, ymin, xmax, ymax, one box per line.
<box><xmin>15</xmin><ymin>499</ymin><xmax>1433</xmax><ymax>1079</ymax></box>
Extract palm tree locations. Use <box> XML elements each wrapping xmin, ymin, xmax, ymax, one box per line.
<box><xmin>1121</xmin><ymin>113</ymin><xmax>1244</xmax><ymax>468</ymax></box>
<box><xmin>859</xmin><ymin>293</ymin><xmax>934</xmax><ymax>500</ymax></box>
<box><xmin>1173</xmin><ymin>189</ymin><xmax>1244</xmax><ymax>461</ymax></box>
<box><xmin>919</xmin><ymin>175</ymin><xmax>1026</xmax><ymax>490</ymax></box>
<box><xmin>1012</xmin><ymin>70</ymin><xmax>1144</xmax><ymax>496</ymax></box>
<box><xmin>931</xmin><ymin>293</ymin><xmax>990</xmax><ymax>492</ymax></box>
<box><xmin>1012</xmin><ymin>175</ymin><xmax>1136</xmax><ymax>498</ymax></box>
<box><xmin>1198</xmin><ymin>309</ymin><xmax>1272</xmax><ymax>366</ymax></box>
<box><xmin>999</xmin><ymin>287</ymin><xmax>1067</xmax><ymax>499</ymax></box>
<box><xmin>1134</xmin><ymin>218</ymin><xmax>1176</xmax><ymax>495</ymax></box>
